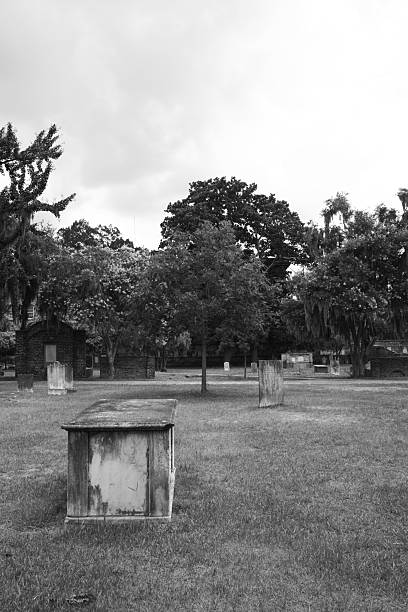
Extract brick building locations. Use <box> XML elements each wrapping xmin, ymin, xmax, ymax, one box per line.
<box><xmin>99</xmin><ymin>354</ymin><xmax>155</xmax><ymax>380</ymax></box>
<box><xmin>368</xmin><ymin>344</ymin><xmax>408</xmax><ymax>377</ymax></box>
<box><xmin>369</xmin><ymin>356</ymin><xmax>408</xmax><ymax>378</ymax></box>
<box><xmin>15</xmin><ymin>321</ymin><xmax>86</xmax><ymax>380</ymax></box>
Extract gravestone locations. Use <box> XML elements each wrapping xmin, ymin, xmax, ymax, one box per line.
<box><xmin>251</xmin><ymin>362</ymin><xmax>258</xmax><ymax>374</ymax></box>
<box><xmin>47</xmin><ymin>361</ymin><xmax>67</xmax><ymax>395</ymax></box>
<box><xmin>65</xmin><ymin>364</ymin><xmax>76</xmax><ymax>392</ymax></box>
<box><xmin>62</xmin><ymin>398</ymin><xmax>177</xmax><ymax>524</ymax></box>
<box><xmin>17</xmin><ymin>373</ymin><xmax>34</xmax><ymax>393</ymax></box>
<box><xmin>258</xmin><ymin>360</ymin><xmax>284</xmax><ymax>407</ymax></box>
<box><xmin>224</xmin><ymin>362</ymin><xmax>230</xmax><ymax>372</ymax></box>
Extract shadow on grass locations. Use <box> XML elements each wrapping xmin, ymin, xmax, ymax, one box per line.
<box><xmin>11</xmin><ymin>474</ymin><xmax>66</xmax><ymax>530</ymax></box>
<box><xmin>106</xmin><ymin>384</ymin><xmax>258</xmax><ymax>405</ymax></box>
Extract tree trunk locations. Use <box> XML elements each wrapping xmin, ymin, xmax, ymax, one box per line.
<box><xmin>201</xmin><ymin>336</ymin><xmax>207</xmax><ymax>394</ymax></box>
<box><xmin>349</xmin><ymin>326</ymin><xmax>371</xmax><ymax>378</ymax></box>
<box><xmin>251</xmin><ymin>345</ymin><xmax>258</xmax><ymax>363</ymax></box>
<box><xmin>350</xmin><ymin>348</ymin><xmax>366</xmax><ymax>378</ymax></box>
<box><xmin>244</xmin><ymin>353</ymin><xmax>247</xmax><ymax>379</ymax></box>
<box><xmin>107</xmin><ymin>350</ymin><xmax>115</xmax><ymax>379</ymax></box>
<box><xmin>159</xmin><ymin>347</ymin><xmax>168</xmax><ymax>372</ymax></box>
<box><xmin>105</xmin><ymin>336</ymin><xmax>118</xmax><ymax>380</ymax></box>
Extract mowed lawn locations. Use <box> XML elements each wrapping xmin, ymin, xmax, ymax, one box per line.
<box><xmin>1</xmin><ymin>377</ymin><xmax>408</xmax><ymax>611</ymax></box>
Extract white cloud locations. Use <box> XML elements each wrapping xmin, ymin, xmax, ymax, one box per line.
<box><xmin>2</xmin><ymin>0</ymin><xmax>408</xmax><ymax>247</ymax></box>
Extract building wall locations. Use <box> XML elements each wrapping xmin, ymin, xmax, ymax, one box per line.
<box><xmin>73</xmin><ymin>330</ymin><xmax>87</xmax><ymax>379</ymax></box>
<box><xmin>370</xmin><ymin>357</ymin><xmax>408</xmax><ymax>378</ymax></box>
<box><xmin>15</xmin><ymin>321</ymin><xmax>87</xmax><ymax>380</ymax></box>
<box><xmin>100</xmin><ymin>355</ymin><xmax>155</xmax><ymax>380</ymax></box>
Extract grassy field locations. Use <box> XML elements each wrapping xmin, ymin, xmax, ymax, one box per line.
<box><xmin>0</xmin><ymin>377</ymin><xmax>408</xmax><ymax>611</ymax></box>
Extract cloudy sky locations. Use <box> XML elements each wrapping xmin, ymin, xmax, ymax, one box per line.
<box><xmin>2</xmin><ymin>0</ymin><xmax>408</xmax><ymax>248</ymax></box>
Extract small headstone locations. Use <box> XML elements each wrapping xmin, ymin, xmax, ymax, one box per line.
<box><xmin>258</xmin><ymin>360</ymin><xmax>284</xmax><ymax>408</ymax></box>
<box><xmin>17</xmin><ymin>373</ymin><xmax>34</xmax><ymax>393</ymax></box>
<box><xmin>251</xmin><ymin>362</ymin><xmax>258</xmax><ymax>374</ymax></box>
<box><xmin>330</xmin><ymin>359</ymin><xmax>340</xmax><ymax>376</ymax></box>
<box><xmin>224</xmin><ymin>362</ymin><xmax>230</xmax><ymax>372</ymax></box>
<box><xmin>65</xmin><ymin>364</ymin><xmax>76</xmax><ymax>392</ymax></box>
<box><xmin>47</xmin><ymin>361</ymin><xmax>67</xmax><ymax>395</ymax></box>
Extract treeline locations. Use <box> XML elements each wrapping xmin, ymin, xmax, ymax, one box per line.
<box><xmin>2</xmin><ymin>123</ymin><xmax>408</xmax><ymax>387</ymax></box>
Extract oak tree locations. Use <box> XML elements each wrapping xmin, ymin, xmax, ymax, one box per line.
<box><xmin>298</xmin><ymin>206</ymin><xmax>408</xmax><ymax>376</ymax></box>
<box><xmin>160</xmin><ymin>176</ymin><xmax>305</xmax><ymax>280</ymax></box>
<box><xmin>154</xmin><ymin>221</ymin><xmax>274</xmax><ymax>393</ymax></box>
<box><xmin>58</xmin><ymin>219</ymin><xmax>134</xmax><ymax>250</ymax></box>
<box><xmin>39</xmin><ymin>245</ymin><xmax>149</xmax><ymax>378</ymax></box>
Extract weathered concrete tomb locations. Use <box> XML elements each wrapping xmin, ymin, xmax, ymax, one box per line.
<box><xmin>62</xmin><ymin>398</ymin><xmax>177</xmax><ymax>524</ymax></box>
<box><xmin>15</xmin><ymin>321</ymin><xmax>86</xmax><ymax>380</ymax></box>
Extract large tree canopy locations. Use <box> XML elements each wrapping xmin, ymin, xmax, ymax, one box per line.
<box><xmin>0</xmin><ymin>123</ymin><xmax>74</xmax><ymax>249</ymax></box>
<box><xmin>160</xmin><ymin>176</ymin><xmax>306</xmax><ymax>279</ymax></box>
<box><xmin>0</xmin><ymin>123</ymin><xmax>74</xmax><ymax>324</ymax></box>
<box><xmin>6</xmin><ymin>224</ymin><xmax>58</xmax><ymax>328</ymax></box>
<box><xmin>38</xmin><ymin>245</ymin><xmax>150</xmax><ymax>378</ymax></box>
<box><xmin>57</xmin><ymin>219</ymin><xmax>134</xmax><ymax>250</ymax></box>
<box><xmin>154</xmin><ymin>220</ymin><xmax>274</xmax><ymax>392</ymax></box>
<box><xmin>297</xmin><ymin>205</ymin><xmax>408</xmax><ymax>376</ymax></box>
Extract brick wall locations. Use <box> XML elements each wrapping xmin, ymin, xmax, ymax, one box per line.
<box><xmin>73</xmin><ymin>330</ymin><xmax>87</xmax><ymax>379</ymax></box>
<box><xmin>100</xmin><ymin>355</ymin><xmax>155</xmax><ymax>380</ymax></box>
<box><xmin>15</xmin><ymin>321</ymin><xmax>87</xmax><ymax>380</ymax></box>
<box><xmin>370</xmin><ymin>357</ymin><xmax>408</xmax><ymax>378</ymax></box>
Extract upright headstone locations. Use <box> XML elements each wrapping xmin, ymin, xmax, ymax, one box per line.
<box><xmin>251</xmin><ymin>362</ymin><xmax>258</xmax><ymax>374</ymax></box>
<box><xmin>224</xmin><ymin>362</ymin><xmax>230</xmax><ymax>372</ymax></box>
<box><xmin>258</xmin><ymin>360</ymin><xmax>284</xmax><ymax>407</ymax></box>
<box><xmin>65</xmin><ymin>364</ymin><xmax>76</xmax><ymax>392</ymax></box>
<box><xmin>330</xmin><ymin>358</ymin><xmax>340</xmax><ymax>376</ymax></box>
<box><xmin>17</xmin><ymin>373</ymin><xmax>34</xmax><ymax>393</ymax></box>
<box><xmin>47</xmin><ymin>361</ymin><xmax>67</xmax><ymax>395</ymax></box>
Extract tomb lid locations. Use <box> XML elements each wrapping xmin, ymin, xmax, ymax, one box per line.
<box><xmin>61</xmin><ymin>398</ymin><xmax>177</xmax><ymax>431</ymax></box>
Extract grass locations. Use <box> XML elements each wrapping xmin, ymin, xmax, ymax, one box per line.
<box><xmin>0</xmin><ymin>377</ymin><xmax>408</xmax><ymax>610</ymax></box>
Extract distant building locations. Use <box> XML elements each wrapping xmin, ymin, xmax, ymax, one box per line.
<box><xmin>372</xmin><ymin>340</ymin><xmax>408</xmax><ymax>355</ymax></box>
<box><xmin>281</xmin><ymin>352</ymin><xmax>313</xmax><ymax>373</ymax></box>
<box><xmin>367</xmin><ymin>342</ymin><xmax>408</xmax><ymax>377</ymax></box>
<box><xmin>15</xmin><ymin>320</ymin><xmax>86</xmax><ymax>380</ymax></box>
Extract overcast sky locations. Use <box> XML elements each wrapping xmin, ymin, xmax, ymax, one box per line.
<box><xmin>2</xmin><ymin>0</ymin><xmax>408</xmax><ymax>248</ymax></box>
